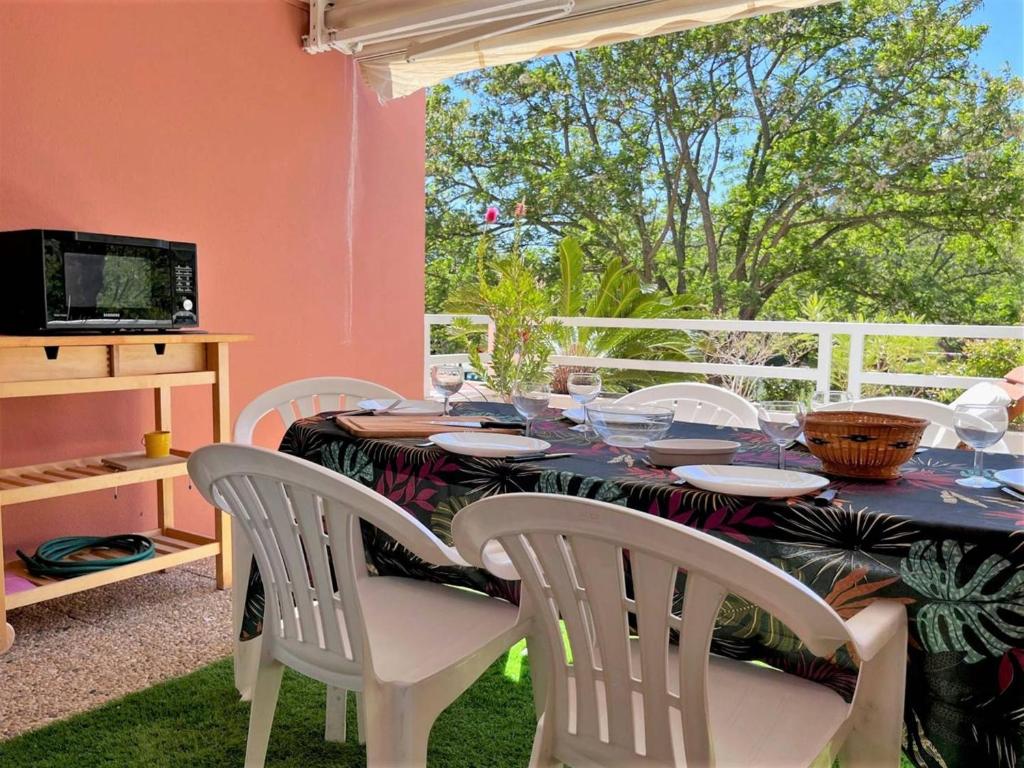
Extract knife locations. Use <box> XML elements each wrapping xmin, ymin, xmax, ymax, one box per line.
<box><xmin>428</xmin><ymin>420</ymin><xmax>524</xmax><ymax>429</ymax></box>
<box><xmin>1000</xmin><ymin>485</ymin><xmax>1024</xmax><ymax>503</ymax></box>
<box><xmin>813</xmin><ymin>488</ymin><xmax>838</xmax><ymax>505</ymax></box>
<box><xmin>506</xmin><ymin>452</ymin><xmax>576</xmax><ymax>463</ymax></box>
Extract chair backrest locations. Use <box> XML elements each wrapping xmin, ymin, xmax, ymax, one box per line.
<box><xmin>614</xmin><ymin>383</ymin><xmax>759</xmax><ymax>429</ymax></box>
<box><xmin>234</xmin><ymin>377</ymin><xmax>402</xmax><ymax>444</ymax></box>
<box><xmin>188</xmin><ymin>444</ymin><xmax>458</xmax><ymax>685</ymax></box>
<box><xmin>818</xmin><ymin>396</ymin><xmax>1010</xmax><ymax>452</ymax></box>
<box><xmin>454</xmin><ymin>494</ymin><xmax>851</xmax><ymax>768</ymax></box>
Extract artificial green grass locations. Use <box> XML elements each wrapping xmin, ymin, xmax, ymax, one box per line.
<box><xmin>0</xmin><ymin>647</ymin><xmax>915</xmax><ymax>767</ymax></box>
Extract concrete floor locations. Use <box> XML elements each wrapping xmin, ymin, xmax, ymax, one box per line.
<box><xmin>1</xmin><ymin>561</ymin><xmax>231</xmax><ymax>739</ymax></box>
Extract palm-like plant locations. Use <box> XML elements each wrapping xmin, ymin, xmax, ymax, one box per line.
<box><xmin>551</xmin><ymin>237</ymin><xmax>702</xmax><ymax>393</ymax></box>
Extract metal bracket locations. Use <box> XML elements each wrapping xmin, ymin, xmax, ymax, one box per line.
<box><xmin>303</xmin><ymin>0</ymin><xmax>346</xmax><ymax>54</ymax></box>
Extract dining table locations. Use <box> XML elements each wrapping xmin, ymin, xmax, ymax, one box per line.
<box><xmin>238</xmin><ymin>401</ymin><xmax>1024</xmax><ymax>768</ymax></box>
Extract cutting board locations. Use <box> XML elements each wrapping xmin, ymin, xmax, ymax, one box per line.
<box><xmin>100</xmin><ymin>451</ymin><xmax>186</xmax><ymax>471</ymax></box>
<box><xmin>335</xmin><ymin>415</ymin><xmax>522</xmax><ymax>439</ymax></box>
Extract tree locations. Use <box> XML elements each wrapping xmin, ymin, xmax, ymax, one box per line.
<box><xmin>425</xmin><ymin>0</ymin><xmax>1024</xmax><ymax>322</ymax></box>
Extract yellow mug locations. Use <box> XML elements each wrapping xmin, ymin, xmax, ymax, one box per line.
<box><xmin>143</xmin><ymin>431</ymin><xmax>171</xmax><ymax>458</ymax></box>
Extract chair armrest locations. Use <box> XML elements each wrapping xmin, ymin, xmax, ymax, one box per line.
<box><xmin>844</xmin><ymin>600</ymin><xmax>907</xmax><ymax>661</ymax></box>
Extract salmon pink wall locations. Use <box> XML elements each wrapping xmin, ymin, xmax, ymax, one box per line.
<box><xmin>0</xmin><ymin>1</ymin><xmax>426</xmax><ymax>558</ymax></box>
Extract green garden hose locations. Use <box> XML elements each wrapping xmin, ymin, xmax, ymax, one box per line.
<box><xmin>16</xmin><ymin>534</ymin><xmax>155</xmax><ymax>579</ymax></box>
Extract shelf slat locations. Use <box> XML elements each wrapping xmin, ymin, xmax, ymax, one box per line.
<box><xmin>0</xmin><ymin>450</ymin><xmax>191</xmax><ymax>505</ymax></box>
<box><xmin>4</xmin><ymin>528</ymin><xmax>220</xmax><ymax>610</ymax></box>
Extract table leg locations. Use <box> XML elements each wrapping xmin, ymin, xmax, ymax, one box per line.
<box><xmin>210</xmin><ymin>342</ymin><xmax>232</xmax><ymax>590</ymax></box>
<box><xmin>155</xmin><ymin>387</ymin><xmax>174</xmax><ymax>534</ymax></box>
<box><xmin>0</xmin><ymin>501</ymin><xmax>13</xmax><ymax>654</ymax></box>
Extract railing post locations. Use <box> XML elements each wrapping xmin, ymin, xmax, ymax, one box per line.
<box><xmin>848</xmin><ymin>331</ymin><xmax>865</xmax><ymax>398</ymax></box>
<box><xmin>816</xmin><ymin>331</ymin><xmax>832</xmax><ymax>394</ymax></box>
<box><xmin>423</xmin><ymin>316</ymin><xmax>433</xmax><ymax>397</ymax></box>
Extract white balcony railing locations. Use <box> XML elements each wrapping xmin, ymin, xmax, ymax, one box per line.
<box><xmin>425</xmin><ymin>313</ymin><xmax>1022</xmax><ymax>398</ymax></box>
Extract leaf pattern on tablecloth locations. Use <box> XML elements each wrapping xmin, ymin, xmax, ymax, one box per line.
<box><xmin>825</xmin><ymin>566</ymin><xmax>914</xmax><ymax>619</ymax></box>
<box><xmin>320</xmin><ymin>441</ymin><xmax>374</xmax><ymax>486</ymax></box>
<box><xmin>900</xmin><ymin>540</ymin><xmax>1024</xmax><ymax>663</ymax></box>
<box><xmin>776</xmin><ymin>504</ymin><xmax>920</xmax><ymax>586</ymax></box>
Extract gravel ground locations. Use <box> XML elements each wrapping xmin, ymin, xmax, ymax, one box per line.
<box><xmin>0</xmin><ymin>561</ymin><xmax>232</xmax><ymax>739</ymax></box>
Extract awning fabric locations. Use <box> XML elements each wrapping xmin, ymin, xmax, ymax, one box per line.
<box><xmin>322</xmin><ymin>0</ymin><xmax>839</xmax><ymax>100</ymax></box>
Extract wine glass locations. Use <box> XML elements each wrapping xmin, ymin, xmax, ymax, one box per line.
<box><xmin>430</xmin><ymin>364</ymin><xmax>464</xmax><ymax>416</ymax></box>
<box><xmin>513</xmin><ymin>380</ymin><xmax>551</xmax><ymax>438</ymax></box>
<box><xmin>953</xmin><ymin>404</ymin><xmax>1007</xmax><ymax>488</ymax></box>
<box><xmin>810</xmin><ymin>390</ymin><xmax>854</xmax><ymax>411</ymax></box>
<box><xmin>756</xmin><ymin>401</ymin><xmax>806</xmax><ymax>470</ymax></box>
<box><xmin>567</xmin><ymin>372</ymin><xmax>602</xmax><ymax>433</ymax></box>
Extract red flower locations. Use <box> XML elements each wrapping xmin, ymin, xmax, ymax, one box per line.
<box><xmin>484</xmin><ymin>206</ymin><xmax>499</xmax><ymax>224</ymax></box>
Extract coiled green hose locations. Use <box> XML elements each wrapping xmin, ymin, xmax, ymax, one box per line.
<box><xmin>16</xmin><ymin>535</ymin><xmax>155</xmax><ymax>579</ymax></box>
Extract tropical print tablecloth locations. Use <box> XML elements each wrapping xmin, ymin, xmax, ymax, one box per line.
<box><xmin>241</xmin><ymin>403</ymin><xmax>1024</xmax><ymax>768</ymax></box>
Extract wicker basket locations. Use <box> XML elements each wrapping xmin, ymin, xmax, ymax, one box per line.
<box><xmin>803</xmin><ymin>411</ymin><xmax>929</xmax><ymax>480</ymax></box>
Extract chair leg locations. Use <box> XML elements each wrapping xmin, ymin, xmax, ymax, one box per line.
<box><xmin>839</xmin><ymin>621</ymin><xmax>908</xmax><ymax>767</ymax></box>
<box><xmin>325</xmin><ymin>686</ymin><xmax>347</xmax><ymax>743</ymax></box>
<box><xmin>245</xmin><ymin>659</ymin><xmax>285</xmax><ymax>768</ymax></box>
<box><xmin>364</xmin><ymin>684</ymin><xmax>434</xmax><ymax>768</ymax></box>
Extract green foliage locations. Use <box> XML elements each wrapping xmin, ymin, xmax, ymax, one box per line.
<box><xmin>426</xmin><ymin>0</ymin><xmax>1024</xmax><ymax>325</ymax></box>
<box><xmin>445</xmin><ymin>219</ymin><xmax>560</xmax><ymax>398</ymax></box>
<box><xmin>950</xmin><ymin>337</ymin><xmax>1024</xmax><ymax>379</ymax></box>
<box><xmin>553</xmin><ymin>237</ymin><xmax>703</xmax><ymax>391</ymax></box>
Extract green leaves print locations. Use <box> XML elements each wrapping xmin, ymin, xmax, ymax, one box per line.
<box><xmin>900</xmin><ymin>540</ymin><xmax>1024</xmax><ymax>663</ymax></box>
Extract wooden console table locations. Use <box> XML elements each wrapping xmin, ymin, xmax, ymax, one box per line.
<box><xmin>0</xmin><ymin>333</ymin><xmax>251</xmax><ymax>653</ymax></box>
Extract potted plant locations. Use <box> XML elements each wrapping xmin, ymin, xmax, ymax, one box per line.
<box><xmin>445</xmin><ymin>203</ymin><xmax>560</xmax><ymax>401</ymax></box>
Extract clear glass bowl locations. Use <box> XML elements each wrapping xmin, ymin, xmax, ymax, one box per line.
<box><xmin>585</xmin><ymin>404</ymin><xmax>674</xmax><ymax>448</ymax></box>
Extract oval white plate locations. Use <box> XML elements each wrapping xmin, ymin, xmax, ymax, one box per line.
<box><xmin>359</xmin><ymin>399</ymin><xmax>444</xmax><ymax>416</ymax></box>
<box><xmin>994</xmin><ymin>467</ymin><xmax>1024</xmax><ymax>493</ymax></box>
<box><xmin>672</xmin><ymin>465</ymin><xmax>829</xmax><ymax>498</ymax></box>
<box><xmin>429</xmin><ymin>432</ymin><xmax>551</xmax><ymax>458</ymax></box>
<box><xmin>562</xmin><ymin>406</ymin><xmax>586</xmax><ymax>424</ymax></box>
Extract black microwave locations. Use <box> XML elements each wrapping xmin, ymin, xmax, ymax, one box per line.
<box><xmin>0</xmin><ymin>230</ymin><xmax>198</xmax><ymax>333</ymax></box>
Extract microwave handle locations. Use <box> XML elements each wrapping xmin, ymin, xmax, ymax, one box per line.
<box><xmin>73</xmin><ymin>232</ymin><xmax>171</xmax><ymax>249</ymax></box>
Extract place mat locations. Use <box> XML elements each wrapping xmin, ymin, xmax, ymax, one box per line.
<box><xmin>334</xmin><ymin>414</ymin><xmax>522</xmax><ymax>439</ymax></box>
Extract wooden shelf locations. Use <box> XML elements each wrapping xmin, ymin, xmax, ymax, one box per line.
<box><xmin>0</xmin><ymin>371</ymin><xmax>217</xmax><ymax>399</ymax></box>
<box><xmin>0</xmin><ymin>450</ymin><xmax>190</xmax><ymax>505</ymax></box>
<box><xmin>4</xmin><ymin>527</ymin><xmax>219</xmax><ymax>610</ymax></box>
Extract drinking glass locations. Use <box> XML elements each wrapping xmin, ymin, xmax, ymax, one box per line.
<box><xmin>513</xmin><ymin>380</ymin><xmax>551</xmax><ymax>437</ymax></box>
<box><xmin>953</xmin><ymin>403</ymin><xmax>1007</xmax><ymax>488</ymax></box>
<box><xmin>810</xmin><ymin>390</ymin><xmax>854</xmax><ymax>411</ymax></box>
<box><xmin>567</xmin><ymin>372</ymin><xmax>602</xmax><ymax>433</ymax></box>
<box><xmin>756</xmin><ymin>401</ymin><xmax>806</xmax><ymax>470</ymax></box>
<box><xmin>430</xmin><ymin>364</ymin><xmax>464</xmax><ymax>416</ymax></box>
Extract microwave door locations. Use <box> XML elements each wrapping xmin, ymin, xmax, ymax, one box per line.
<box><xmin>55</xmin><ymin>248</ymin><xmax>172</xmax><ymax>328</ymax></box>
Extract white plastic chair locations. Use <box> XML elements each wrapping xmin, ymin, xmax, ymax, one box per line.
<box><xmin>234</xmin><ymin>376</ymin><xmax>403</xmax><ymax>444</ymax></box>
<box><xmin>231</xmin><ymin>377</ymin><xmax>404</xmax><ymax>706</ymax></box>
<box><xmin>818</xmin><ymin>396</ymin><xmax>1011</xmax><ymax>452</ymax></box>
<box><xmin>454</xmin><ymin>494</ymin><xmax>908</xmax><ymax>768</ymax></box>
<box><xmin>614</xmin><ymin>383</ymin><xmax>759</xmax><ymax>429</ymax></box>
<box><xmin>188</xmin><ymin>444</ymin><xmax>529</xmax><ymax>767</ymax></box>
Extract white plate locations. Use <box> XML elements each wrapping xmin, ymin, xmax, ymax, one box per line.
<box><xmin>562</xmin><ymin>406</ymin><xmax>586</xmax><ymax>424</ymax></box>
<box><xmin>358</xmin><ymin>399</ymin><xmax>444</xmax><ymax>416</ymax></box>
<box><xmin>671</xmin><ymin>465</ymin><xmax>829</xmax><ymax>498</ymax></box>
<box><xmin>994</xmin><ymin>467</ymin><xmax>1024</xmax><ymax>493</ymax></box>
<box><xmin>429</xmin><ymin>432</ymin><xmax>551</xmax><ymax>458</ymax></box>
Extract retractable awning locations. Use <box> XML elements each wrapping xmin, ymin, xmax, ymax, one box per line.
<box><xmin>304</xmin><ymin>0</ymin><xmax>838</xmax><ymax>100</ymax></box>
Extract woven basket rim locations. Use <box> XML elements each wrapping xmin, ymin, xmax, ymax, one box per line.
<box><xmin>804</xmin><ymin>411</ymin><xmax>929</xmax><ymax>429</ymax></box>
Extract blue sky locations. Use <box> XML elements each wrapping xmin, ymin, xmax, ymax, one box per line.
<box><xmin>969</xmin><ymin>0</ymin><xmax>1023</xmax><ymax>74</ymax></box>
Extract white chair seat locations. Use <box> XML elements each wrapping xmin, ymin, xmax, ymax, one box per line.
<box><xmin>564</xmin><ymin>647</ymin><xmax>848</xmax><ymax>767</ymax></box>
<box><xmin>361</xmin><ymin>577</ymin><xmax>522</xmax><ymax>684</ymax></box>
